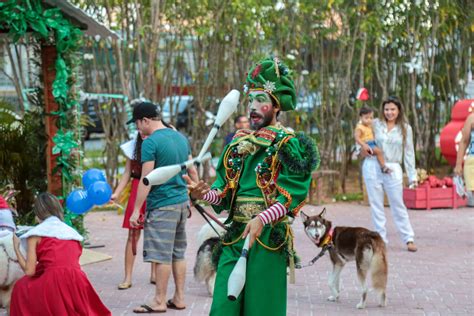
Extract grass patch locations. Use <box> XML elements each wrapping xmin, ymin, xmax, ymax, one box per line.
<box><xmin>333</xmin><ymin>192</ymin><xmax>363</xmax><ymax>202</ymax></box>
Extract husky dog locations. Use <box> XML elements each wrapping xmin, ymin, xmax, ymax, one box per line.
<box><xmin>194</xmin><ymin>219</ymin><xmax>226</xmax><ymax>296</ymax></box>
<box><xmin>301</xmin><ymin>209</ymin><xmax>388</xmax><ymax>309</ymax></box>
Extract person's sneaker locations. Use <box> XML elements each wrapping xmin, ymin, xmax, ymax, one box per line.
<box><xmin>407</xmin><ymin>242</ymin><xmax>417</xmax><ymax>252</ymax></box>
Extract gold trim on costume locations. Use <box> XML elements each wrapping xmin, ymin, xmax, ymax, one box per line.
<box><xmin>235</xmin><ymin>197</ymin><xmax>265</xmax><ymax>203</ymax></box>
<box><xmin>232</xmin><ymin>202</ymin><xmax>265</xmax><ymax>222</ymax></box>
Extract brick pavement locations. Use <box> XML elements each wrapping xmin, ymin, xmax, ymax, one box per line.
<box><xmin>2</xmin><ymin>203</ymin><xmax>473</xmax><ymax>315</ymax></box>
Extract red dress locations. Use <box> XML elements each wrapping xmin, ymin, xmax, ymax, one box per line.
<box><xmin>10</xmin><ymin>237</ymin><xmax>111</xmax><ymax>316</ymax></box>
<box><xmin>122</xmin><ymin>159</ymin><xmax>146</xmax><ymax>229</ymax></box>
<box><xmin>122</xmin><ymin>178</ymin><xmax>147</xmax><ymax>229</ymax></box>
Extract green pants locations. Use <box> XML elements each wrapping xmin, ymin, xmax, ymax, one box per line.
<box><xmin>210</xmin><ymin>224</ymin><xmax>288</xmax><ymax>316</ymax></box>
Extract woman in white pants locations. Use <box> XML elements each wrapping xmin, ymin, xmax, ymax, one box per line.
<box><xmin>361</xmin><ymin>97</ymin><xmax>418</xmax><ymax>252</ymax></box>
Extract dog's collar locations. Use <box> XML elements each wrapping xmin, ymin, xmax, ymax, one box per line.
<box><xmin>318</xmin><ymin>227</ymin><xmax>334</xmax><ymax>247</ymax></box>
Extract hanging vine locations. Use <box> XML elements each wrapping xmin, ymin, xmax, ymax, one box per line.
<box><xmin>0</xmin><ymin>0</ymin><xmax>83</xmax><ymax>228</ymax></box>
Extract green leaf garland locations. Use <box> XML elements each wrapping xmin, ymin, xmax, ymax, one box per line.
<box><xmin>0</xmin><ymin>0</ymin><xmax>83</xmax><ymax>232</ymax></box>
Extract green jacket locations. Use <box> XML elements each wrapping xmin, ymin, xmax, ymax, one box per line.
<box><xmin>211</xmin><ymin>124</ymin><xmax>320</xmax><ymax>219</ymax></box>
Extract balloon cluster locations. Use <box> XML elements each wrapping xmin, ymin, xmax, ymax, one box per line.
<box><xmin>65</xmin><ymin>169</ymin><xmax>112</xmax><ymax>215</ymax></box>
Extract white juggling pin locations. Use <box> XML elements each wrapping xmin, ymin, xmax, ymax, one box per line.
<box><xmin>227</xmin><ymin>235</ymin><xmax>250</xmax><ymax>301</ymax></box>
<box><xmin>143</xmin><ymin>152</ymin><xmax>212</xmax><ymax>186</ymax></box>
<box><xmin>197</xmin><ymin>89</ymin><xmax>240</xmax><ymax>161</ymax></box>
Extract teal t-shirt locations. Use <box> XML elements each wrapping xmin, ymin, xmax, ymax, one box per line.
<box><xmin>141</xmin><ymin>128</ymin><xmax>191</xmax><ymax>210</ymax></box>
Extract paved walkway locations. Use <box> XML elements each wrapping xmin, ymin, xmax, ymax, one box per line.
<box><xmin>3</xmin><ymin>203</ymin><xmax>473</xmax><ymax>315</ymax></box>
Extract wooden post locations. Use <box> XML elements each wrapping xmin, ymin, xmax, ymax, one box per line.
<box><xmin>41</xmin><ymin>45</ymin><xmax>62</xmax><ymax>197</ymax></box>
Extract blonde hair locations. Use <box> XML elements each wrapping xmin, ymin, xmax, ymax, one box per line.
<box><xmin>34</xmin><ymin>192</ymin><xmax>64</xmax><ymax>221</ymax></box>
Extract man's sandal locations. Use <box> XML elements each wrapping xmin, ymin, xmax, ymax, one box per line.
<box><xmin>133</xmin><ymin>304</ymin><xmax>166</xmax><ymax>313</ymax></box>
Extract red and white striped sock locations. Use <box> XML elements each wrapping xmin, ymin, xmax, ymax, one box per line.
<box><xmin>202</xmin><ymin>190</ymin><xmax>222</xmax><ymax>205</ymax></box>
<box><xmin>258</xmin><ymin>202</ymin><xmax>287</xmax><ymax>225</ymax></box>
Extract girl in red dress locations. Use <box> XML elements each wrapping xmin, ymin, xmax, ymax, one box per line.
<box><xmin>10</xmin><ymin>192</ymin><xmax>111</xmax><ymax>316</ymax></box>
<box><xmin>112</xmin><ymin>132</ymin><xmax>156</xmax><ymax>289</ymax></box>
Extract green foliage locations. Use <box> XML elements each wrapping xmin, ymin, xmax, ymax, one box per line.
<box><xmin>0</xmin><ymin>0</ymin><xmax>82</xmax><ymax>195</ymax></box>
<box><xmin>0</xmin><ymin>103</ymin><xmax>47</xmax><ymax>223</ymax></box>
<box><xmin>74</xmin><ymin>0</ymin><xmax>471</xmax><ymax>187</ymax></box>
<box><xmin>333</xmin><ymin>192</ymin><xmax>363</xmax><ymax>202</ymax></box>
<box><xmin>0</xmin><ymin>0</ymin><xmax>84</xmax><ymax>232</ymax></box>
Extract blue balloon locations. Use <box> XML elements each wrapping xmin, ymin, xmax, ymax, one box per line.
<box><xmin>82</xmin><ymin>169</ymin><xmax>106</xmax><ymax>189</ymax></box>
<box><xmin>87</xmin><ymin>181</ymin><xmax>112</xmax><ymax>206</ymax></box>
<box><xmin>66</xmin><ymin>189</ymin><xmax>93</xmax><ymax>215</ymax></box>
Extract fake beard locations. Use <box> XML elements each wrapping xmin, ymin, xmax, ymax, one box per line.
<box><xmin>250</xmin><ymin>111</ymin><xmax>273</xmax><ymax>130</ymax></box>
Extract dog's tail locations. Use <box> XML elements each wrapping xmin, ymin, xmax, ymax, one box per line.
<box><xmin>370</xmin><ymin>240</ymin><xmax>388</xmax><ymax>306</ymax></box>
<box><xmin>193</xmin><ymin>237</ymin><xmax>220</xmax><ymax>282</ymax></box>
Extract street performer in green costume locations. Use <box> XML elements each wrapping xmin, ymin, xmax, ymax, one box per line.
<box><xmin>184</xmin><ymin>56</ymin><xmax>320</xmax><ymax>315</ymax></box>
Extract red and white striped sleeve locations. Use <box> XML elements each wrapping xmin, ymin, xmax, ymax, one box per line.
<box><xmin>257</xmin><ymin>202</ymin><xmax>287</xmax><ymax>225</ymax></box>
<box><xmin>202</xmin><ymin>190</ymin><xmax>222</xmax><ymax>205</ymax></box>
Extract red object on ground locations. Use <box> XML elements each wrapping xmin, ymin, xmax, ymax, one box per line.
<box><xmin>439</xmin><ymin>99</ymin><xmax>474</xmax><ymax>166</ymax></box>
<box><xmin>10</xmin><ymin>238</ymin><xmax>111</xmax><ymax>316</ymax></box>
<box><xmin>403</xmin><ymin>184</ymin><xmax>467</xmax><ymax>210</ymax></box>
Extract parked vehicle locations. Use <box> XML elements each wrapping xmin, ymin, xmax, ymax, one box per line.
<box><xmin>160</xmin><ymin>95</ymin><xmax>194</xmax><ymax>130</ymax></box>
<box><xmin>80</xmin><ymin>95</ymin><xmax>127</xmax><ymax>139</ymax></box>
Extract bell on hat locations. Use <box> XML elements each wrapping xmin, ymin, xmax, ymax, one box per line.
<box><xmin>356</xmin><ymin>88</ymin><xmax>369</xmax><ymax>101</ymax></box>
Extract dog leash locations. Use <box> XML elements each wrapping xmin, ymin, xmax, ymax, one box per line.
<box><xmin>297</xmin><ymin>243</ymin><xmax>333</xmax><ymax>269</ymax></box>
<box><xmin>190</xmin><ymin>196</ymin><xmax>228</xmax><ymax>237</ymax></box>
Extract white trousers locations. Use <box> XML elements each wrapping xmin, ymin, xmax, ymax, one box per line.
<box><xmin>362</xmin><ymin>157</ymin><xmax>415</xmax><ymax>244</ymax></box>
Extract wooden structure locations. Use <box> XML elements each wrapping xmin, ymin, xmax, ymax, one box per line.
<box><xmin>0</xmin><ymin>1</ymin><xmax>118</xmax><ymax>196</ymax></box>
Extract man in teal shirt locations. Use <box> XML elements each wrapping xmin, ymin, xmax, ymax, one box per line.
<box><xmin>129</xmin><ymin>101</ymin><xmax>198</xmax><ymax>313</ymax></box>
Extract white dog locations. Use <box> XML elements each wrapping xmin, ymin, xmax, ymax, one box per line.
<box><xmin>193</xmin><ymin>218</ymin><xmax>226</xmax><ymax>296</ymax></box>
<box><xmin>0</xmin><ymin>207</ymin><xmax>24</xmax><ymax>312</ymax></box>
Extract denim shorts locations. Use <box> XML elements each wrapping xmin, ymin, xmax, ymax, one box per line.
<box><xmin>366</xmin><ymin>140</ymin><xmax>377</xmax><ymax>149</ymax></box>
<box><xmin>143</xmin><ymin>202</ymin><xmax>189</xmax><ymax>264</ymax></box>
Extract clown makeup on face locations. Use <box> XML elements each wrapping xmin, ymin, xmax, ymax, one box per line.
<box><xmin>247</xmin><ymin>90</ymin><xmax>278</xmax><ymax>130</ymax></box>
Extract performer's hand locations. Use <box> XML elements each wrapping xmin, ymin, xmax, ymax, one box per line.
<box><xmin>242</xmin><ymin>217</ymin><xmax>264</xmax><ymax>249</ymax></box>
<box><xmin>183</xmin><ymin>175</ymin><xmax>210</xmax><ymax>200</ymax></box>
<box><xmin>129</xmin><ymin>209</ymin><xmax>141</xmax><ymax>228</ymax></box>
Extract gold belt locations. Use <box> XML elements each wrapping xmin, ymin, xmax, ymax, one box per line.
<box><xmin>232</xmin><ymin>197</ymin><xmax>266</xmax><ymax>223</ymax></box>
